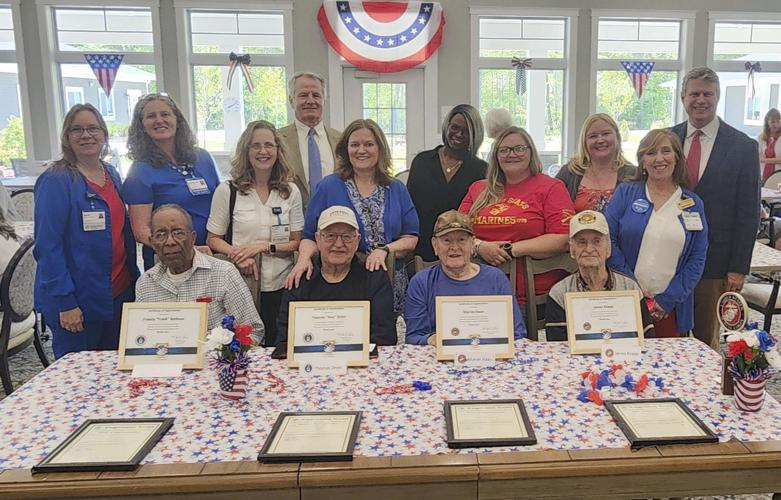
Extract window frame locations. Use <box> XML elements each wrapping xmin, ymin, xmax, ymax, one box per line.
<box><xmin>0</xmin><ymin>1</ymin><xmax>33</xmax><ymax>160</ymax></box>
<box><xmin>469</xmin><ymin>6</ymin><xmax>579</xmax><ymax>159</ymax></box>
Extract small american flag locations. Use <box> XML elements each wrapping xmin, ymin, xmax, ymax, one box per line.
<box><xmin>218</xmin><ymin>366</ymin><xmax>248</xmax><ymax>400</ymax></box>
<box><xmin>621</xmin><ymin>61</ymin><xmax>654</xmax><ymax>98</ymax></box>
<box><xmin>84</xmin><ymin>54</ymin><xmax>124</xmax><ymax>97</ymax></box>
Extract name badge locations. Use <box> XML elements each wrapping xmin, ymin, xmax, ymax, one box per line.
<box><xmin>677</xmin><ymin>197</ymin><xmax>695</xmax><ymax>210</ymax></box>
<box><xmin>631</xmin><ymin>198</ymin><xmax>650</xmax><ymax>214</ymax></box>
<box><xmin>682</xmin><ymin>212</ymin><xmax>703</xmax><ymax>231</ymax></box>
<box><xmin>82</xmin><ymin>211</ymin><xmax>106</xmax><ymax>231</ymax></box>
<box><xmin>186</xmin><ymin>177</ymin><xmax>210</xmax><ymax>196</ymax></box>
<box><xmin>270</xmin><ymin>224</ymin><xmax>291</xmax><ymax>243</ymax></box>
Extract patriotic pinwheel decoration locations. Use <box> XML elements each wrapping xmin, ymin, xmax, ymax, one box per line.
<box><xmin>511</xmin><ymin>57</ymin><xmax>532</xmax><ymax>96</ymax></box>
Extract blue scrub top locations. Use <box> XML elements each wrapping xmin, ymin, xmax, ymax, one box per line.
<box><xmin>122</xmin><ymin>148</ymin><xmax>219</xmax><ymax>269</ymax></box>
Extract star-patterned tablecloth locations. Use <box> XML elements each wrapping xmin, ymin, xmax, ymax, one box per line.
<box><xmin>1</xmin><ymin>338</ymin><xmax>780</xmax><ymax>470</ymax></box>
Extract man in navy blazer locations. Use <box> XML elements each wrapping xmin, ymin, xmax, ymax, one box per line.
<box><xmin>671</xmin><ymin>67</ymin><xmax>760</xmax><ymax>350</ymax></box>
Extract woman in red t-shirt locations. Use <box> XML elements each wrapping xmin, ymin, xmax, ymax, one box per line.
<box><xmin>459</xmin><ymin>126</ymin><xmax>574</xmax><ymax>304</ymax></box>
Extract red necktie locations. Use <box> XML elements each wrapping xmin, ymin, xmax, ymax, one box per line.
<box><xmin>686</xmin><ymin>130</ymin><xmax>702</xmax><ymax>190</ymax></box>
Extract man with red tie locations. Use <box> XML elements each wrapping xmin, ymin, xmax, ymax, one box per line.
<box><xmin>671</xmin><ymin>67</ymin><xmax>760</xmax><ymax>350</ymax></box>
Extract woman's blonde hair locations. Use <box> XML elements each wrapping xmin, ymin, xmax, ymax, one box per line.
<box><xmin>760</xmin><ymin>108</ymin><xmax>781</xmax><ymax>143</ymax></box>
<box><xmin>468</xmin><ymin>126</ymin><xmax>542</xmax><ymax>217</ymax></box>
<box><xmin>567</xmin><ymin>113</ymin><xmax>629</xmax><ymax>175</ymax></box>
<box><xmin>229</xmin><ymin>120</ymin><xmax>293</xmax><ymax>198</ymax></box>
<box><xmin>334</xmin><ymin>119</ymin><xmax>394</xmax><ymax>186</ymax></box>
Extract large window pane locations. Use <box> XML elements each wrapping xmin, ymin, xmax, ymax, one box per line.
<box><xmin>0</xmin><ymin>7</ymin><xmax>14</xmax><ymax>51</ymax></box>
<box><xmin>55</xmin><ymin>8</ymin><xmax>154</xmax><ymax>52</ymax></box>
<box><xmin>713</xmin><ymin>22</ymin><xmax>781</xmax><ymax>61</ymax></box>
<box><xmin>598</xmin><ymin>20</ymin><xmax>680</xmax><ymax>60</ymax></box>
<box><xmin>0</xmin><ymin>63</ymin><xmax>24</xmax><ymax>176</ymax></box>
<box><xmin>193</xmin><ymin>65</ymin><xmax>286</xmax><ymax>153</ymax></box>
<box><xmin>716</xmin><ymin>71</ymin><xmax>781</xmax><ymax>138</ymax></box>
<box><xmin>596</xmin><ymin>70</ymin><xmax>677</xmax><ymax>162</ymax></box>
<box><xmin>190</xmin><ymin>11</ymin><xmax>284</xmax><ymax>54</ymax></box>
<box><xmin>362</xmin><ymin>82</ymin><xmax>407</xmax><ymax>173</ymax></box>
<box><xmin>479</xmin><ymin>18</ymin><xmax>565</xmax><ymax>58</ymax></box>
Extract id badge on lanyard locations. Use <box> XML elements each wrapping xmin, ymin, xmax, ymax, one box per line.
<box><xmin>270</xmin><ymin>206</ymin><xmax>290</xmax><ymax>243</ymax></box>
<box><xmin>186</xmin><ymin>177</ymin><xmax>210</xmax><ymax>196</ymax></box>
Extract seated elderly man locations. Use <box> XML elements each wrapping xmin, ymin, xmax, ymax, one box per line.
<box><xmin>405</xmin><ymin>210</ymin><xmax>525</xmax><ymax>345</ymax></box>
<box><xmin>277</xmin><ymin>205</ymin><xmax>396</xmax><ymax>345</ymax></box>
<box><xmin>545</xmin><ymin>210</ymin><xmax>654</xmax><ymax>341</ymax></box>
<box><xmin>136</xmin><ymin>204</ymin><xmax>264</xmax><ymax>342</ymax></box>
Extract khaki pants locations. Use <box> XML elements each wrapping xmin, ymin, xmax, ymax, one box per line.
<box><xmin>692</xmin><ymin>278</ymin><xmax>724</xmax><ymax>351</ymax></box>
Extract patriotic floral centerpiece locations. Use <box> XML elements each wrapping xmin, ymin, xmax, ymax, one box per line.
<box><xmin>726</xmin><ymin>323</ymin><xmax>781</xmax><ymax>411</ymax></box>
<box><xmin>206</xmin><ymin>315</ymin><xmax>254</xmax><ymax>400</ymax></box>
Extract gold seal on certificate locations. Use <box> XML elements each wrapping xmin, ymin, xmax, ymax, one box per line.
<box><xmin>258</xmin><ymin>411</ymin><xmax>362</xmax><ymax>463</ymax></box>
<box><xmin>565</xmin><ymin>290</ymin><xmax>644</xmax><ymax>355</ymax></box>
<box><xmin>435</xmin><ymin>295</ymin><xmax>515</xmax><ymax>361</ymax></box>
<box><xmin>604</xmin><ymin>399</ymin><xmax>718</xmax><ymax>449</ymax></box>
<box><xmin>32</xmin><ymin>418</ymin><xmax>174</xmax><ymax>473</ymax></box>
<box><xmin>444</xmin><ymin>400</ymin><xmax>537</xmax><ymax>448</ymax></box>
<box><xmin>286</xmin><ymin>301</ymin><xmax>371</xmax><ymax>368</ymax></box>
<box><xmin>117</xmin><ymin>303</ymin><xmax>207</xmax><ymax>370</ymax></box>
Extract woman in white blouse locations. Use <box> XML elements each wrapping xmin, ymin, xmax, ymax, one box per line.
<box><xmin>207</xmin><ymin>120</ymin><xmax>304</xmax><ymax>347</ymax></box>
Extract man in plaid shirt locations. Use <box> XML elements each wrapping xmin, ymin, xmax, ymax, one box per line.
<box><xmin>136</xmin><ymin>204</ymin><xmax>264</xmax><ymax>343</ymax></box>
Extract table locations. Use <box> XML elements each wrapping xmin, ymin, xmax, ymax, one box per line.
<box><xmin>752</xmin><ymin>240</ymin><xmax>781</xmax><ymax>273</ymax></box>
<box><xmin>1</xmin><ymin>339</ymin><xmax>781</xmax><ymax>499</ymax></box>
<box><xmin>1</xmin><ymin>176</ymin><xmax>36</xmax><ymax>192</ymax></box>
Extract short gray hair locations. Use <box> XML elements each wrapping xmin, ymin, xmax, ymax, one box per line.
<box><xmin>484</xmin><ymin>108</ymin><xmax>513</xmax><ymax>140</ymax></box>
<box><xmin>681</xmin><ymin>67</ymin><xmax>720</xmax><ymax>100</ymax></box>
<box><xmin>151</xmin><ymin>204</ymin><xmax>193</xmax><ymax>231</ymax></box>
<box><xmin>288</xmin><ymin>72</ymin><xmax>327</xmax><ymax>100</ymax></box>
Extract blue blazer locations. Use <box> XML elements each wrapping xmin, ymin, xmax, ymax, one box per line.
<box><xmin>34</xmin><ymin>163</ymin><xmax>139</xmax><ymax>321</ymax></box>
<box><xmin>303</xmin><ymin>174</ymin><xmax>419</xmax><ymax>253</ymax></box>
<box><xmin>671</xmin><ymin>119</ymin><xmax>759</xmax><ymax>278</ymax></box>
<box><xmin>604</xmin><ymin>182</ymin><xmax>708</xmax><ymax>332</ymax></box>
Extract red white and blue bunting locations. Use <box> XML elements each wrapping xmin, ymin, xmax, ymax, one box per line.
<box><xmin>620</xmin><ymin>61</ymin><xmax>654</xmax><ymax>99</ymax></box>
<box><xmin>84</xmin><ymin>53</ymin><xmax>123</xmax><ymax>97</ymax></box>
<box><xmin>318</xmin><ymin>1</ymin><xmax>445</xmax><ymax>73</ymax></box>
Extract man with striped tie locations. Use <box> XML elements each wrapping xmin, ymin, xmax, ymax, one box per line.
<box><xmin>278</xmin><ymin>72</ymin><xmax>342</xmax><ymax>207</ymax></box>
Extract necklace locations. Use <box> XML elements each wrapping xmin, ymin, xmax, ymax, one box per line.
<box><xmin>439</xmin><ymin>148</ymin><xmax>462</xmax><ymax>174</ymax></box>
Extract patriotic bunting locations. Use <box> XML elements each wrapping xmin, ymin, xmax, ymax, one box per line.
<box><xmin>318</xmin><ymin>1</ymin><xmax>445</xmax><ymax>73</ymax></box>
<box><xmin>227</xmin><ymin>52</ymin><xmax>254</xmax><ymax>93</ymax></box>
<box><xmin>511</xmin><ymin>57</ymin><xmax>532</xmax><ymax>96</ymax></box>
<box><xmin>620</xmin><ymin>61</ymin><xmax>654</xmax><ymax>99</ymax></box>
<box><xmin>745</xmin><ymin>61</ymin><xmax>762</xmax><ymax>98</ymax></box>
<box><xmin>84</xmin><ymin>54</ymin><xmax>124</xmax><ymax>97</ymax></box>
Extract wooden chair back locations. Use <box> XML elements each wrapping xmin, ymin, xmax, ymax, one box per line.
<box><xmin>523</xmin><ymin>253</ymin><xmax>578</xmax><ymax>340</ymax></box>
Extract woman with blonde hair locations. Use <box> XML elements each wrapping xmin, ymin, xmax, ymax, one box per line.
<box><xmin>556</xmin><ymin>113</ymin><xmax>635</xmax><ymax>212</ymax></box>
<box><xmin>206</xmin><ymin>120</ymin><xmax>303</xmax><ymax>347</ymax></box>
<box><xmin>760</xmin><ymin>108</ymin><xmax>781</xmax><ymax>182</ymax></box>
<box><xmin>287</xmin><ymin>118</ymin><xmax>419</xmax><ymax>316</ymax></box>
<box><xmin>459</xmin><ymin>126</ymin><xmax>574</xmax><ymax>305</ymax></box>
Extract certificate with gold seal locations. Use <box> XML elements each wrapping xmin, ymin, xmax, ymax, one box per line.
<box><xmin>435</xmin><ymin>295</ymin><xmax>514</xmax><ymax>361</ymax></box>
<box><xmin>286</xmin><ymin>301</ymin><xmax>370</xmax><ymax>368</ymax></box>
<box><xmin>565</xmin><ymin>290</ymin><xmax>644</xmax><ymax>355</ymax></box>
<box><xmin>117</xmin><ymin>302</ymin><xmax>207</xmax><ymax>370</ymax></box>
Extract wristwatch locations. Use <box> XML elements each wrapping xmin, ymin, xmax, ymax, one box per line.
<box><xmin>377</xmin><ymin>245</ymin><xmax>391</xmax><ymax>254</ymax></box>
<box><xmin>269</xmin><ymin>244</ymin><xmax>277</xmax><ymax>254</ymax></box>
<box><xmin>500</xmin><ymin>242</ymin><xmax>514</xmax><ymax>258</ymax></box>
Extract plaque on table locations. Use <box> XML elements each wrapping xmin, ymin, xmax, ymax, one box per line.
<box><xmin>118</xmin><ymin>302</ymin><xmax>207</xmax><ymax>370</ymax></box>
<box><xmin>286</xmin><ymin>301</ymin><xmax>371</xmax><ymax>368</ymax></box>
<box><xmin>444</xmin><ymin>399</ymin><xmax>537</xmax><ymax>448</ymax></box>
<box><xmin>258</xmin><ymin>411</ymin><xmax>362</xmax><ymax>463</ymax></box>
<box><xmin>717</xmin><ymin>292</ymin><xmax>749</xmax><ymax>331</ymax></box>
<box><xmin>32</xmin><ymin>418</ymin><xmax>174</xmax><ymax>473</ymax></box>
<box><xmin>435</xmin><ymin>295</ymin><xmax>515</xmax><ymax>361</ymax></box>
<box><xmin>604</xmin><ymin>398</ymin><xmax>718</xmax><ymax>449</ymax></box>
<box><xmin>565</xmin><ymin>290</ymin><xmax>644</xmax><ymax>355</ymax></box>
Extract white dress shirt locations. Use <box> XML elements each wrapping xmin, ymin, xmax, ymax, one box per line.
<box><xmin>683</xmin><ymin>117</ymin><xmax>720</xmax><ymax>183</ymax></box>
<box><xmin>294</xmin><ymin>119</ymin><xmax>335</xmax><ymax>181</ymax></box>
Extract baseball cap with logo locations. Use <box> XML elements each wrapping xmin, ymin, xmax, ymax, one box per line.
<box><xmin>317</xmin><ymin>205</ymin><xmax>359</xmax><ymax>231</ymax></box>
<box><xmin>569</xmin><ymin>210</ymin><xmax>610</xmax><ymax>238</ymax></box>
<box><xmin>433</xmin><ymin>210</ymin><xmax>474</xmax><ymax>237</ymax></box>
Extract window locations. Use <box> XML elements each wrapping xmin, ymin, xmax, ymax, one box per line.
<box><xmin>183</xmin><ymin>8</ymin><xmax>291</xmax><ymax>153</ymax></box>
<box><xmin>0</xmin><ymin>4</ymin><xmax>24</xmax><ymax>176</ymax></box>
<box><xmin>51</xmin><ymin>6</ymin><xmax>159</xmax><ymax>175</ymax></box>
<box><xmin>710</xmin><ymin>18</ymin><xmax>781</xmax><ymax>136</ymax></box>
<box><xmin>472</xmin><ymin>9</ymin><xmax>576</xmax><ymax>165</ymax></box>
<box><xmin>593</xmin><ymin>14</ymin><xmax>692</xmax><ymax>161</ymax></box>
<box><xmin>363</xmin><ymin>83</ymin><xmax>406</xmax><ymax>171</ymax></box>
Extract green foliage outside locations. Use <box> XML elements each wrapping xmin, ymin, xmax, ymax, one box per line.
<box><xmin>596</xmin><ymin>70</ymin><xmax>676</xmax><ymax>132</ymax></box>
<box><xmin>0</xmin><ymin>115</ymin><xmax>25</xmax><ymax>170</ymax></box>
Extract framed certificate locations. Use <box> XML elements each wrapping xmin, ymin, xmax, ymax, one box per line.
<box><xmin>258</xmin><ymin>411</ymin><xmax>362</xmax><ymax>463</ymax></box>
<box><xmin>118</xmin><ymin>302</ymin><xmax>208</xmax><ymax>370</ymax></box>
<box><xmin>32</xmin><ymin>418</ymin><xmax>174</xmax><ymax>473</ymax></box>
<box><xmin>604</xmin><ymin>398</ymin><xmax>718</xmax><ymax>449</ymax></box>
<box><xmin>565</xmin><ymin>290</ymin><xmax>644</xmax><ymax>355</ymax></box>
<box><xmin>444</xmin><ymin>400</ymin><xmax>537</xmax><ymax>448</ymax></box>
<box><xmin>435</xmin><ymin>295</ymin><xmax>515</xmax><ymax>361</ymax></box>
<box><xmin>286</xmin><ymin>301</ymin><xmax>371</xmax><ymax>368</ymax></box>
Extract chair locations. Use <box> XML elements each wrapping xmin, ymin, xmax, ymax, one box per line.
<box><xmin>764</xmin><ymin>171</ymin><xmax>781</xmax><ymax>190</ymax></box>
<box><xmin>523</xmin><ymin>253</ymin><xmax>578</xmax><ymax>341</ymax></box>
<box><xmin>10</xmin><ymin>188</ymin><xmax>34</xmax><ymax>221</ymax></box>
<box><xmin>10</xmin><ymin>159</ymin><xmax>48</xmax><ymax>177</ymax></box>
<box><xmin>394</xmin><ymin>169</ymin><xmax>409</xmax><ymax>185</ymax></box>
<box><xmin>357</xmin><ymin>248</ymin><xmax>395</xmax><ymax>285</ymax></box>
<box><xmin>741</xmin><ymin>279</ymin><xmax>781</xmax><ymax>332</ymax></box>
<box><xmin>413</xmin><ymin>255</ymin><xmax>438</xmax><ymax>275</ymax></box>
<box><xmin>0</xmin><ymin>239</ymin><xmax>49</xmax><ymax>395</ymax></box>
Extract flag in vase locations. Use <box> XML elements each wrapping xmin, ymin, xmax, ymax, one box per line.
<box><xmin>84</xmin><ymin>54</ymin><xmax>124</xmax><ymax>97</ymax></box>
<box><xmin>218</xmin><ymin>366</ymin><xmax>248</xmax><ymax>400</ymax></box>
<box><xmin>620</xmin><ymin>61</ymin><xmax>654</xmax><ymax>98</ymax></box>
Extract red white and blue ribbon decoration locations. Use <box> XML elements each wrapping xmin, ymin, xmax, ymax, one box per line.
<box><xmin>84</xmin><ymin>54</ymin><xmax>123</xmax><ymax>97</ymax></box>
<box><xmin>318</xmin><ymin>1</ymin><xmax>445</xmax><ymax>73</ymax></box>
<box><xmin>745</xmin><ymin>61</ymin><xmax>762</xmax><ymax>98</ymax></box>
<box><xmin>227</xmin><ymin>52</ymin><xmax>254</xmax><ymax>93</ymax></box>
<box><xmin>511</xmin><ymin>57</ymin><xmax>532</xmax><ymax>96</ymax></box>
<box><xmin>620</xmin><ymin>61</ymin><xmax>654</xmax><ymax>98</ymax></box>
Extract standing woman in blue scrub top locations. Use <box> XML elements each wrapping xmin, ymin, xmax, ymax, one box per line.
<box><xmin>34</xmin><ymin>104</ymin><xmax>139</xmax><ymax>359</ymax></box>
<box><xmin>123</xmin><ymin>94</ymin><xmax>219</xmax><ymax>269</ymax></box>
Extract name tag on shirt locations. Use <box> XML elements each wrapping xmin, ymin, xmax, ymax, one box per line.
<box><xmin>682</xmin><ymin>212</ymin><xmax>703</xmax><ymax>231</ymax></box>
<box><xmin>186</xmin><ymin>177</ymin><xmax>210</xmax><ymax>196</ymax></box>
<box><xmin>82</xmin><ymin>210</ymin><xmax>106</xmax><ymax>231</ymax></box>
<box><xmin>677</xmin><ymin>198</ymin><xmax>695</xmax><ymax>210</ymax></box>
<box><xmin>270</xmin><ymin>224</ymin><xmax>291</xmax><ymax>243</ymax></box>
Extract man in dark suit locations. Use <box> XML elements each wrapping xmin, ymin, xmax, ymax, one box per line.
<box><xmin>671</xmin><ymin>67</ymin><xmax>760</xmax><ymax>350</ymax></box>
<box><xmin>278</xmin><ymin>72</ymin><xmax>341</xmax><ymax>207</ymax></box>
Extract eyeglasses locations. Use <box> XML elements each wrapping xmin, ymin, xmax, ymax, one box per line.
<box><xmin>151</xmin><ymin>229</ymin><xmax>190</xmax><ymax>243</ymax></box>
<box><xmin>497</xmin><ymin>145</ymin><xmax>530</xmax><ymax>156</ymax></box>
<box><xmin>320</xmin><ymin>232</ymin><xmax>358</xmax><ymax>244</ymax></box>
<box><xmin>249</xmin><ymin>142</ymin><xmax>278</xmax><ymax>152</ymax></box>
<box><xmin>68</xmin><ymin>126</ymin><xmax>103</xmax><ymax>137</ymax></box>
